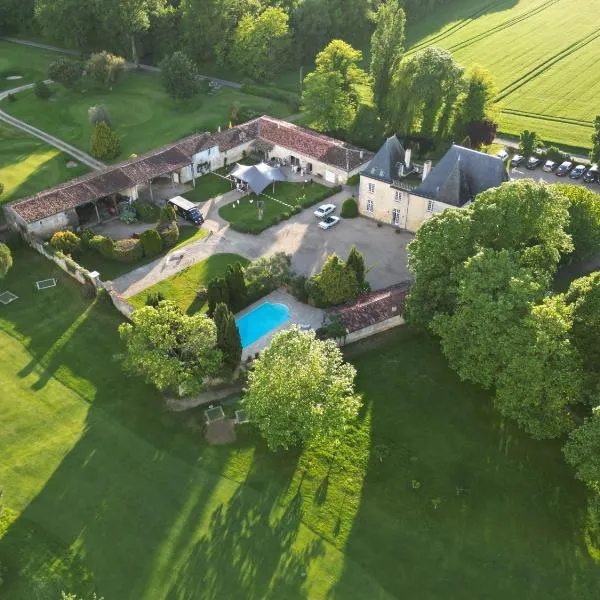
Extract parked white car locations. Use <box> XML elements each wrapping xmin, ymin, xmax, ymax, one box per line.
<box><xmin>318</xmin><ymin>216</ymin><xmax>341</xmax><ymax>230</ymax></box>
<box><xmin>314</xmin><ymin>203</ymin><xmax>336</xmax><ymax>218</ymax></box>
<box><xmin>496</xmin><ymin>148</ymin><xmax>509</xmax><ymax>161</ymax></box>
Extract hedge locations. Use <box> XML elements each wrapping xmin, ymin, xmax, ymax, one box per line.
<box><xmin>241</xmin><ymin>84</ymin><xmax>301</xmax><ymax>112</ymax></box>
<box><xmin>341</xmin><ymin>197</ymin><xmax>359</xmax><ymax>218</ymax></box>
<box><xmin>89</xmin><ymin>234</ymin><xmax>115</xmax><ymax>258</ymax></box>
<box><xmin>158</xmin><ymin>222</ymin><xmax>179</xmax><ymax>247</ymax></box>
<box><xmin>134</xmin><ymin>201</ymin><xmax>160</xmax><ymax>223</ymax></box>
<box><xmin>50</xmin><ymin>230</ymin><xmax>81</xmax><ymax>254</ymax></box>
<box><xmin>113</xmin><ymin>238</ymin><xmax>144</xmax><ymax>263</ymax></box>
<box><xmin>140</xmin><ymin>228</ymin><xmax>163</xmax><ymax>257</ymax></box>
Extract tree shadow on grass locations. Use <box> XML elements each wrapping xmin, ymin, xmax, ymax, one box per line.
<box><xmin>167</xmin><ymin>484</ymin><xmax>325</xmax><ymax>600</ymax></box>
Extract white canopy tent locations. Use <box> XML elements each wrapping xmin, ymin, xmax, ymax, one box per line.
<box><xmin>230</xmin><ymin>162</ymin><xmax>287</xmax><ymax>194</ymax></box>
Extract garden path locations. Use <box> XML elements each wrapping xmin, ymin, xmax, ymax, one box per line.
<box><xmin>0</xmin><ymin>82</ymin><xmax>106</xmax><ymax>170</ymax></box>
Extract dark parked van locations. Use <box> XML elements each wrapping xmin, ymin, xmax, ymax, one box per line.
<box><xmin>168</xmin><ymin>196</ymin><xmax>204</xmax><ymax>226</ymax></box>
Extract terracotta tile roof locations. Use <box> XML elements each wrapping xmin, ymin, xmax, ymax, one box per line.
<box><xmin>330</xmin><ymin>283</ymin><xmax>410</xmax><ymax>333</ymax></box>
<box><xmin>257</xmin><ymin>116</ymin><xmax>373</xmax><ymax>171</ymax></box>
<box><xmin>9</xmin><ymin>116</ymin><xmax>371</xmax><ymax>224</ymax></box>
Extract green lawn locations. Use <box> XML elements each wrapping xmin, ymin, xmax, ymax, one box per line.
<box><xmin>406</xmin><ymin>0</ymin><xmax>600</xmax><ymax>150</ymax></box>
<box><xmin>0</xmin><ymin>122</ymin><xmax>89</xmax><ymax>208</ymax></box>
<box><xmin>128</xmin><ymin>253</ymin><xmax>249</xmax><ymax>312</ymax></box>
<box><xmin>219</xmin><ymin>181</ymin><xmax>339</xmax><ymax>233</ymax></box>
<box><xmin>75</xmin><ymin>225</ymin><xmax>208</xmax><ymax>281</ymax></box>
<box><xmin>1</xmin><ymin>246</ymin><xmax>600</xmax><ymax>599</ymax></box>
<box><xmin>1</xmin><ymin>71</ymin><xmax>291</xmax><ymax>162</ymax></box>
<box><xmin>182</xmin><ymin>173</ymin><xmax>234</xmax><ymax>203</ymax></box>
<box><xmin>0</xmin><ymin>40</ymin><xmax>58</xmax><ymax>92</ymax></box>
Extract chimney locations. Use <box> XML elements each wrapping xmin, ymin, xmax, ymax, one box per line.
<box><xmin>218</xmin><ymin>125</ymin><xmax>221</xmax><ymax>133</ymax></box>
<box><xmin>422</xmin><ymin>160</ymin><xmax>432</xmax><ymax>181</ymax></box>
<box><xmin>404</xmin><ymin>148</ymin><xmax>412</xmax><ymax>169</ymax></box>
<box><xmin>398</xmin><ymin>163</ymin><xmax>404</xmax><ymax>177</ymax></box>
<box><xmin>359</xmin><ymin>150</ymin><xmax>364</xmax><ymax>160</ymax></box>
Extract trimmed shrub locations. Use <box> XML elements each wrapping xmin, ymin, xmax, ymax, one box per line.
<box><xmin>146</xmin><ymin>291</ymin><xmax>166</xmax><ymax>307</ymax></box>
<box><xmin>159</xmin><ymin>51</ymin><xmax>200</xmax><ymax>100</ymax></box>
<box><xmin>89</xmin><ymin>234</ymin><xmax>115</xmax><ymax>258</ymax></box>
<box><xmin>134</xmin><ymin>201</ymin><xmax>160</xmax><ymax>223</ymax></box>
<box><xmin>346</xmin><ymin>173</ymin><xmax>360</xmax><ymax>186</ymax></box>
<box><xmin>341</xmin><ymin>197</ymin><xmax>358</xmax><ymax>218</ymax></box>
<box><xmin>49</xmin><ymin>230</ymin><xmax>81</xmax><ymax>254</ymax></box>
<box><xmin>86</xmin><ymin>51</ymin><xmax>125</xmax><ymax>87</ymax></box>
<box><xmin>91</xmin><ymin>122</ymin><xmax>120</xmax><ymax>160</ymax></box>
<box><xmin>113</xmin><ymin>238</ymin><xmax>144</xmax><ymax>263</ymax></box>
<box><xmin>545</xmin><ymin>145</ymin><xmax>569</xmax><ymax>163</ymax></box>
<box><xmin>34</xmin><ymin>80</ymin><xmax>51</xmax><ymax>100</ymax></box>
<box><xmin>80</xmin><ymin>227</ymin><xmax>95</xmax><ymax>248</ymax></box>
<box><xmin>48</xmin><ymin>57</ymin><xmax>83</xmax><ymax>89</ymax></box>
<box><xmin>158</xmin><ymin>222</ymin><xmax>179</xmax><ymax>247</ymax></box>
<box><xmin>140</xmin><ymin>228</ymin><xmax>163</xmax><ymax>257</ymax></box>
<box><xmin>88</xmin><ymin>104</ymin><xmax>111</xmax><ymax>128</ymax></box>
<box><xmin>311</xmin><ymin>253</ymin><xmax>359</xmax><ymax>307</ymax></box>
<box><xmin>159</xmin><ymin>205</ymin><xmax>176</xmax><ymax>225</ymax></box>
<box><xmin>196</xmin><ymin>287</ymin><xmax>208</xmax><ymax>302</ymax></box>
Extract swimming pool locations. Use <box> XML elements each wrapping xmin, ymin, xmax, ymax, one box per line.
<box><xmin>236</xmin><ymin>302</ymin><xmax>290</xmax><ymax>348</ymax></box>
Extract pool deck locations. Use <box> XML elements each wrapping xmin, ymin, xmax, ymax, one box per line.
<box><xmin>237</xmin><ymin>289</ymin><xmax>325</xmax><ymax>359</ymax></box>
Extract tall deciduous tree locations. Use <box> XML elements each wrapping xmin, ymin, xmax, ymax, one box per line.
<box><xmin>86</xmin><ymin>52</ymin><xmax>125</xmax><ymax>88</ymax></box>
<box><xmin>431</xmin><ymin>248</ymin><xmax>548</xmax><ymax>389</ymax></box>
<box><xmin>451</xmin><ymin>65</ymin><xmax>497</xmax><ymax>141</ymax></box>
<box><xmin>0</xmin><ymin>243</ymin><xmax>13</xmax><ymax>278</ymax></box>
<box><xmin>552</xmin><ymin>184</ymin><xmax>600</xmax><ymax>261</ymax></box>
<box><xmin>302</xmin><ymin>40</ymin><xmax>370</xmax><ymax>132</ymax></box>
<box><xmin>35</xmin><ymin>0</ymin><xmax>102</xmax><ymax>51</ymax></box>
<box><xmin>494</xmin><ymin>295</ymin><xmax>583</xmax><ymax>439</ymax></box>
<box><xmin>119</xmin><ymin>300</ymin><xmax>222</xmax><ymax>391</ymax></box>
<box><xmin>243</xmin><ymin>327</ymin><xmax>361</xmax><ymax>450</ymax></box>
<box><xmin>159</xmin><ymin>51</ymin><xmax>200</xmax><ymax>100</ymax></box>
<box><xmin>387</xmin><ymin>46</ymin><xmax>463</xmax><ymax>137</ymax></box>
<box><xmin>230</xmin><ymin>7</ymin><xmax>292</xmax><ymax>80</ymax></box>
<box><xmin>564</xmin><ymin>407</ymin><xmax>600</xmax><ymax>486</ymax></box>
<box><xmin>370</xmin><ymin>0</ymin><xmax>405</xmax><ymax>115</ymax></box>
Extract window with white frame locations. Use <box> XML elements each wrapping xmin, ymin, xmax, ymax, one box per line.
<box><xmin>392</xmin><ymin>208</ymin><xmax>401</xmax><ymax>225</ymax></box>
<box><xmin>368</xmin><ymin>182</ymin><xmax>375</xmax><ymax>194</ymax></box>
<box><xmin>394</xmin><ymin>190</ymin><xmax>402</xmax><ymax>202</ymax></box>
<box><xmin>426</xmin><ymin>199</ymin><xmax>435</xmax><ymax>213</ymax></box>
<box><xmin>366</xmin><ymin>198</ymin><xmax>374</xmax><ymax>213</ymax></box>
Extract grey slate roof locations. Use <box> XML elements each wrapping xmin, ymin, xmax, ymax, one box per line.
<box><xmin>415</xmin><ymin>145</ymin><xmax>509</xmax><ymax>207</ymax></box>
<box><xmin>362</xmin><ymin>135</ymin><xmax>406</xmax><ymax>183</ymax></box>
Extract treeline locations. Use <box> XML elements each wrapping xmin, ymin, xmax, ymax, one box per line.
<box><xmin>0</xmin><ymin>0</ymin><xmax>458</xmax><ymax>68</ymax></box>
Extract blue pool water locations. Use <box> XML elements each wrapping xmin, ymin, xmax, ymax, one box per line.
<box><xmin>236</xmin><ymin>302</ymin><xmax>290</xmax><ymax>348</ymax></box>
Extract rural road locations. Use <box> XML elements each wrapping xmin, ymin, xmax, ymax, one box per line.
<box><xmin>0</xmin><ymin>82</ymin><xmax>106</xmax><ymax>170</ymax></box>
<box><xmin>1</xmin><ymin>36</ymin><xmax>242</xmax><ymax>90</ymax></box>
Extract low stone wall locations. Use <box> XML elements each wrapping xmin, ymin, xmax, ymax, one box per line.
<box><xmin>341</xmin><ymin>314</ymin><xmax>405</xmax><ymax>346</ymax></box>
<box><xmin>30</xmin><ymin>238</ymin><xmax>89</xmax><ymax>285</ymax></box>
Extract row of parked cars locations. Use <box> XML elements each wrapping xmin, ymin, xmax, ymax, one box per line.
<box><xmin>499</xmin><ymin>149</ymin><xmax>600</xmax><ymax>184</ymax></box>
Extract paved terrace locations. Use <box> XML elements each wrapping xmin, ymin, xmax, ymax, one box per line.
<box><xmin>237</xmin><ymin>290</ymin><xmax>325</xmax><ymax>360</ymax></box>
<box><xmin>111</xmin><ymin>188</ymin><xmax>413</xmax><ymax>298</ymax></box>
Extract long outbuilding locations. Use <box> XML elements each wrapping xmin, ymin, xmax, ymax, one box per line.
<box><xmin>4</xmin><ymin>116</ymin><xmax>373</xmax><ymax>239</ymax></box>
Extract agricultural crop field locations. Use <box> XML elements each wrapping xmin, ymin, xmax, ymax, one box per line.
<box><xmin>407</xmin><ymin>0</ymin><xmax>600</xmax><ymax>151</ymax></box>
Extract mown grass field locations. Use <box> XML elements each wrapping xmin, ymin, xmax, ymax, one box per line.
<box><xmin>128</xmin><ymin>252</ymin><xmax>249</xmax><ymax>312</ymax></box>
<box><xmin>1</xmin><ymin>246</ymin><xmax>599</xmax><ymax>599</ymax></box>
<box><xmin>1</xmin><ymin>70</ymin><xmax>291</xmax><ymax>162</ymax></box>
<box><xmin>0</xmin><ymin>40</ymin><xmax>58</xmax><ymax>92</ymax></box>
<box><xmin>0</xmin><ymin>123</ymin><xmax>89</xmax><ymax>222</ymax></box>
<box><xmin>407</xmin><ymin>0</ymin><xmax>600</xmax><ymax>150</ymax></box>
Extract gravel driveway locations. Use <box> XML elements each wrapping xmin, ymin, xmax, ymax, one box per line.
<box><xmin>112</xmin><ymin>189</ymin><xmax>413</xmax><ymax>298</ymax></box>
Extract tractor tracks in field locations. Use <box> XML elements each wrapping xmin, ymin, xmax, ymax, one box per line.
<box><xmin>500</xmin><ymin>109</ymin><xmax>594</xmax><ymax>128</ymax></box>
<box><xmin>407</xmin><ymin>0</ymin><xmax>509</xmax><ymax>54</ymax></box>
<box><xmin>495</xmin><ymin>26</ymin><xmax>600</xmax><ymax>102</ymax></box>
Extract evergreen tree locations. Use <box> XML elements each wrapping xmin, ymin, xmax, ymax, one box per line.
<box><xmin>223</xmin><ymin>312</ymin><xmax>243</xmax><ymax>370</ymax></box>
<box><xmin>207</xmin><ymin>277</ymin><xmax>230</xmax><ymax>316</ymax></box>
<box><xmin>225</xmin><ymin>262</ymin><xmax>247</xmax><ymax>310</ymax></box>
<box><xmin>213</xmin><ymin>302</ymin><xmax>230</xmax><ymax>346</ymax></box>
<box><xmin>346</xmin><ymin>245</ymin><xmax>366</xmax><ymax>286</ymax></box>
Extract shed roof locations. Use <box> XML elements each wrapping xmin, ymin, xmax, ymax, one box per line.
<box><xmin>330</xmin><ymin>283</ymin><xmax>410</xmax><ymax>334</ymax></box>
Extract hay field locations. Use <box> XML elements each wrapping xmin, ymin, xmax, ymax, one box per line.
<box><xmin>407</xmin><ymin>0</ymin><xmax>600</xmax><ymax>150</ymax></box>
